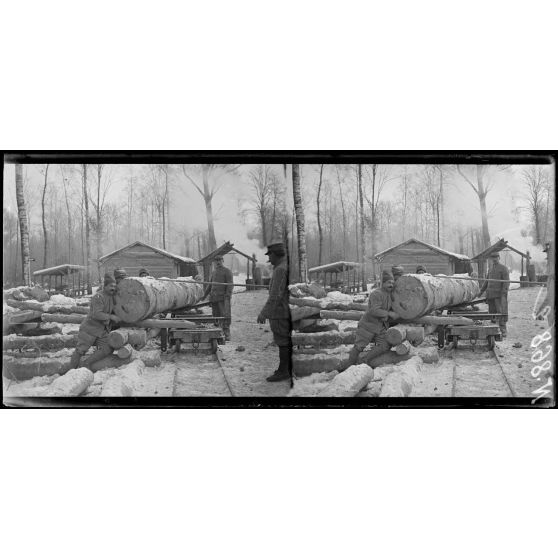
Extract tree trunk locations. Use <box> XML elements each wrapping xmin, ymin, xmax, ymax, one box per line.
<box><xmin>316</xmin><ymin>364</ymin><xmax>374</xmax><ymax>397</ymax></box>
<box><xmin>41</xmin><ymin>164</ymin><xmax>50</xmax><ymax>268</ymax></box>
<box><xmin>291</xmin><ymin>330</ymin><xmax>356</xmax><ymax>347</ymax></box>
<box><xmin>117</xmin><ymin>344</ymin><xmax>134</xmax><ymax>359</ymax></box>
<box><xmin>15</xmin><ymin>164</ymin><xmax>31</xmax><ymax>286</ymax></box>
<box><xmin>394</xmin><ymin>340</ymin><xmax>412</xmax><ymax>355</ymax></box>
<box><xmin>202</xmin><ymin>165</ymin><xmax>217</xmax><ymax>251</ymax></box>
<box><xmin>40</xmin><ymin>313</ymin><xmax>84</xmax><ymax>324</ymax></box>
<box><xmin>317</xmin><ymin>164</ymin><xmax>324</xmax><ymax>266</ymax></box>
<box><xmin>113</xmin><ymin>277</ymin><xmax>204</xmax><ymax>322</ymax></box>
<box><xmin>369</xmin><ymin>164</ymin><xmax>377</xmax><ymax>279</ymax></box>
<box><xmin>392</xmin><ymin>274</ymin><xmax>481</xmax><ymax>319</ymax></box>
<box><xmin>82</xmin><ymin>165</ymin><xmax>92</xmax><ymax>294</ymax></box>
<box><xmin>357</xmin><ymin>164</ymin><xmax>365</xmax><ymax>289</ymax></box>
<box><xmin>47</xmin><ymin>368</ymin><xmax>94</xmax><ymax>396</ymax></box>
<box><xmin>3</xmin><ymin>333</ymin><xmax>78</xmax><ymax>351</ymax></box>
<box><xmin>385</xmin><ymin>325</ymin><xmax>425</xmax><ymax>346</ymax></box>
<box><xmin>336</xmin><ymin>166</ymin><xmax>347</xmax><ymax>257</ymax></box>
<box><xmin>320</xmin><ymin>310</ymin><xmax>364</xmax><ymax>321</ymax></box>
<box><xmin>292</xmin><ymin>164</ymin><xmax>308</xmax><ymax>282</ymax></box>
<box><xmin>108</xmin><ymin>328</ymin><xmax>148</xmax><ymax>349</ymax></box>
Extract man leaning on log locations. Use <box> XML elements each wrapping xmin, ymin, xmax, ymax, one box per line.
<box><xmin>257</xmin><ymin>242</ymin><xmax>292</xmax><ymax>383</ymax></box>
<box><xmin>339</xmin><ymin>270</ymin><xmax>400</xmax><ymax>372</ymax></box>
<box><xmin>66</xmin><ymin>274</ymin><xmax>122</xmax><ymax>371</ymax></box>
<box><xmin>203</xmin><ymin>255</ymin><xmax>233</xmax><ymax>341</ymax></box>
<box><xmin>479</xmin><ymin>252</ymin><xmax>509</xmax><ymax>337</ymax></box>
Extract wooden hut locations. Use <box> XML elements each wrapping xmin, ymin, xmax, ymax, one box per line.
<box><xmin>374</xmin><ymin>238</ymin><xmax>472</xmax><ymax>276</ymax></box>
<box><xmin>99</xmin><ymin>241</ymin><xmax>198</xmax><ymax>279</ymax></box>
<box><xmin>472</xmin><ymin>238</ymin><xmax>531</xmax><ymax>286</ymax></box>
<box><xmin>33</xmin><ymin>264</ymin><xmax>87</xmax><ymax>296</ymax></box>
<box><xmin>308</xmin><ymin>261</ymin><xmax>362</xmax><ymax>293</ymax></box>
<box><xmin>197</xmin><ymin>241</ymin><xmax>258</xmax><ymax>286</ymax></box>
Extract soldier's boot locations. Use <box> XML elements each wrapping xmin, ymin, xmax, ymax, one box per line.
<box><xmin>363</xmin><ymin>343</ymin><xmax>391</xmax><ymax>366</ymax></box>
<box><xmin>61</xmin><ymin>349</ymin><xmax>83</xmax><ymax>375</ymax></box>
<box><xmin>266</xmin><ymin>347</ymin><xmax>291</xmax><ymax>382</ymax></box>
<box><xmin>82</xmin><ymin>345</ymin><xmax>114</xmax><ymax>371</ymax></box>
<box><xmin>338</xmin><ymin>346</ymin><xmax>361</xmax><ymax>372</ymax></box>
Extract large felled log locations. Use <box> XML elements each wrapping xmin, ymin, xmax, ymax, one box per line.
<box><xmin>320</xmin><ymin>310</ymin><xmax>363</xmax><ymax>321</ymax></box>
<box><xmin>291</xmin><ymin>330</ymin><xmax>356</xmax><ymax>347</ymax></box>
<box><xmin>8</xmin><ymin>310</ymin><xmax>43</xmax><ymax>324</ymax></box>
<box><xmin>289</xmin><ymin>297</ymin><xmax>368</xmax><ymax>312</ymax></box>
<box><xmin>113</xmin><ymin>277</ymin><xmax>204</xmax><ymax>323</ymax></box>
<box><xmin>3</xmin><ymin>355</ymin><xmax>70</xmax><ymax>380</ymax></box>
<box><xmin>392</xmin><ymin>274</ymin><xmax>480</xmax><ymax>320</ymax></box>
<box><xmin>316</xmin><ymin>364</ymin><xmax>374</xmax><ymax>397</ymax></box>
<box><xmin>289</xmin><ymin>305</ymin><xmax>321</xmax><ymax>321</ymax></box>
<box><xmin>108</xmin><ymin>328</ymin><xmax>148</xmax><ymax>349</ymax></box>
<box><xmin>41</xmin><ymin>313</ymin><xmax>84</xmax><ymax>324</ymax></box>
<box><xmin>45</xmin><ymin>368</ymin><xmax>94</xmax><ymax>396</ymax></box>
<box><xmin>3</xmin><ymin>333</ymin><xmax>77</xmax><ymax>351</ymax></box>
<box><xmin>409</xmin><ymin>315</ymin><xmax>474</xmax><ymax>326</ymax></box>
<box><xmin>122</xmin><ymin>318</ymin><xmax>197</xmax><ymax>329</ymax></box>
<box><xmin>385</xmin><ymin>325</ymin><xmax>425</xmax><ymax>346</ymax></box>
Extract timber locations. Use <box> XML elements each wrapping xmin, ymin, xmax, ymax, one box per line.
<box><xmin>122</xmin><ymin>318</ymin><xmax>198</xmax><ymax>329</ymax></box>
<box><xmin>117</xmin><ymin>344</ymin><xmax>133</xmax><ymax>359</ymax></box>
<box><xmin>291</xmin><ymin>330</ymin><xmax>356</xmax><ymax>347</ymax></box>
<box><xmin>41</xmin><ymin>313</ymin><xmax>84</xmax><ymax>324</ymax></box>
<box><xmin>409</xmin><ymin>315</ymin><xmax>474</xmax><ymax>326</ymax></box>
<box><xmin>3</xmin><ymin>355</ymin><xmax>69</xmax><ymax>380</ymax></box>
<box><xmin>108</xmin><ymin>328</ymin><xmax>147</xmax><ymax>349</ymax></box>
<box><xmin>3</xmin><ymin>334</ymin><xmax>77</xmax><ymax>351</ymax></box>
<box><xmin>8</xmin><ymin>310</ymin><xmax>43</xmax><ymax>324</ymax></box>
<box><xmin>392</xmin><ymin>274</ymin><xmax>480</xmax><ymax>319</ymax></box>
<box><xmin>290</xmin><ymin>305</ymin><xmax>321</xmax><ymax>321</ymax></box>
<box><xmin>46</xmin><ymin>368</ymin><xmax>94</xmax><ymax>396</ymax></box>
<box><xmin>320</xmin><ymin>310</ymin><xmax>363</xmax><ymax>321</ymax></box>
<box><xmin>6</xmin><ymin>299</ymin><xmax>89</xmax><ymax>314</ymax></box>
<box><xmin>394</xmin><ymin>340</ymin><xmax>412</xmax><ymax>355</ymax></box>
<box><xmin>316</xmin><ymin>364</ymin><xmax>374</xmax><ymax>397</ymax></box>
<box><xmin>379</xmin><ymin>357</ymin><xmax>423</xmax><ymax>397</ymax></box>
<box><xmin>385</xmin><ymin>325</ymin><xmax>425</xmax><ymax>346</ymax></box>
<box><xmin>114</xmin><ymin>277</ymin><xmax>204</xmax><ymax>323</ymax></box>
<box><xmin>289</xmin><ymin>296</ymin><xmax>368</xmax><ymax>312</ymax></box>
<box><xmin>89</xmin><ymin>355</ymin><xmax>132</xmax><ymax>372</ymax></box>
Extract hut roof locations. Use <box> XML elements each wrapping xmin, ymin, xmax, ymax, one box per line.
<box><xmin>197</xmin><ymin>241</ymin><xmax>256</xmax><ymax>264</ymax></box>
<box><xmin>309</xmin><ymin>261</ymin><xmax>361</xmax><ymax>274</ymax></box>
<box><xmin>99</xmin><ymin>241</ymin><xmax>196</xmax><ymax>264</ymax></box>
<box><xmin>33</xmin><ymin>264</ymin><xmax>86</xmax><ymax>277</ymax></box>
<box><xmin>374</xmin><ymin>238</ymin><xmax>470</xmax><ymax>261</ymax></box>
<box><xmin>471</xmin><ymin>238</ymin><xmax>530</xmax><ymax>261</ymax></box>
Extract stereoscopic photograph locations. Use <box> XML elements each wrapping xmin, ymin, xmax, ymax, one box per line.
<box><xmin>2</xmin><ymin>155</ymin><xmax>555</xmax><ymax>406</ymax></box>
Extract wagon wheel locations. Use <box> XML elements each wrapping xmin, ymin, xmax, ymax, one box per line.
<box><xmin>437</xmin><ymin>328</ymin><xmax>445</xmax><ymax>349</ymax></box>
<box><xmin>487</xmin><ymin>335</ymin><xmax>495</xmax><ymax>350</ymax></box>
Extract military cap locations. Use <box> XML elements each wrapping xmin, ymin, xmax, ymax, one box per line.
<box><xmin>391</xmin><ymin>265</ymin><xmax>405</xmax><ymax>275</ymax></box>
<box><xmin>265</xmin><ymin>242</ymin><xmax>286</xmax><ymax>256</ymax></box>
<box><xmin>114</xmin><ymin>268</ymin><xmax>128</xmax><ymax>278</ymax></box>
<box><xmin>138</xmin><ymin>268</ymin><xmax>150</xmax><ymax>276</ymax></box>
<box><xmin>416</xmin><ymin>265</ymin><xmax>427</xmax><ymax>273</ymax></box>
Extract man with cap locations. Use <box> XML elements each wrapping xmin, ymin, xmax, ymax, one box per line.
<box><xmin>114</xmin><ymin>268</ymin><xmax>128</xmax><ymax>285</ymax></box>
<box><xmin>339</xmin><ymin>269</ymin><xmax>400</xmax><ymax>371</ymax></box>
<box><xmin>479</xmin><ymin>252</ymin><xmax>509</xmax><ymax>337</ymax></box>
<box><xmin>203</xmin><ymin>255</ymin><xmax>234</xmax><ymax>341</ymax></box>
<box><xmin>66</xmin><ymin>274</ymin><xmax>122</xmax><ymax>371</ymax></box>
<box><xmin>138</xmin><ymin>268</ymin><xmax>151</xmax><ymax>278</ymax></box>
<box><xmin>416</xmin><ymin>265</ymin><xmax>427</xmax><ymax>274</ymax></box>
<box><xmin>392</xmin><ymin>265</ymin><xmax>405</xmax><ymax>282</ymax></box>
<box><xmin>257</xmin><ymin>242</ymin><xmax>292</xmax><ymax>382</ymax></box>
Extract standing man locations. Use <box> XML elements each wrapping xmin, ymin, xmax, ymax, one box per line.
<box><xmin>257</xmin><ymin>242</ymin><xmax>291</xmax><ymax>383</ymax></box>
<box><xmin>66</xmin><ymin>274</ymin><xmax>122</xmax><ymax>371</ymax></box>
<box><xmin>203</xmin><ymin>255</ymin><xmax>233</xmax><ymax>341</ymax></box>
<box><xmin>340</xmin><ymin>270</ymin><xmax>399</xmax><ymax>371</ymax></box>
<box><xmin>479</xmin><ymin>252</ymin><xmax>509</xmax><ymax>337</ymax></box>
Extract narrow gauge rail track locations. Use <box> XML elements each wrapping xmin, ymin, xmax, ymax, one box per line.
<box><xmin>449</xmin><ymin>342</ymin><xmax>516</xmax><ymax>397</ymax></box>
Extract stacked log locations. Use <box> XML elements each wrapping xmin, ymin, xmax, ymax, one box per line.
<box><xmin>291</xmin><ymin>330</ymin><xmax>356</xmax><ymax>347</ymax></box>
<box><xmin>391</xmin><ymin>274</ymin><xmax>480</xmax><ymax>320</ymax></box>
<box><xmin>385</xmin><ymin>325</ymin><xmax>425</xmax><ymax>346</ymax></box>
<box><xmin>113</xmin><ymin>277</ymin><xmax>204</xmax><ymax>323</ymax></box>
<box><xmin>46</xmin><ymin>368</ymin><xmax>94</xmax><ymax>397</ymax></box>
<box><xmin>394</xmin><ymin>340</ymin><xmax>412</xmax><ymax>355</ymax></box>
<box><xmin>3</xmin><ymin>333</ymin><xmax>78</xmax><ymax>351</ymax></box>
<box><xmin>108</xmin><ymin>328</ymin><xmax>148</xmax><ymax>350</ymax></box>
<box><xmin>6</xmin><ymin>300</ymin><xmax>89</xmax><ymax>314</ymax></box>
<box><xmin>316</xmin><ymin>364</ymin><xmax>374</xmax><ymax>397</ymax></box>
<box><xmin>41</xmin><ymin>313</ymin><xmax>84</xmax><ymax>324</ymax></box>
<box><xmin>117</xmin><ymin>344</ymin><xmax>133</xmax><ymax>359</ymax></box>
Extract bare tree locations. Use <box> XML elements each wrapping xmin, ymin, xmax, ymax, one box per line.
<box><xmin>247</xmin><ymin>164</ymin><xmax>277</xmax><ymax>247</ymax></box>
<box><xmin>182</xmin><ymin>164</ymin><xmax>240</xmax><ymax>252</ymax></box>
<box><xmin>80</xmin><ymin>165</ymin><xmax>92</xmax><ymax>294</ymax></box>
<box><xmin>316</xmin><ymin>164</ymin><xmax>324</xmax><ymax>266</ymax></box>
<box><xmin>40</xmin><ymin>164</ymin><xmax>50</xmax><ymax>268</ymax></box>
<box><xmin>335</xmin><ymin>165</ymin><xmax>348</xmax><ymax>257</ymax></box>
<box><xmin>292</xmin><ymin>164</ymin><xmax>308</xmax><ymax>282</ymax></box>
<box><xmin>357</xmin><ymin>164</ymin><xmax>366</xmax><ymax>287</ymax></box>
<box><xmin>15</xmin><ymin>164</ymin><xmax>31</xmax><ymax>285</ymax></box>
<box><xmin>521</xmin><ymin>166</ymin><xmax>550</xmax><ymax>246</ymax></box>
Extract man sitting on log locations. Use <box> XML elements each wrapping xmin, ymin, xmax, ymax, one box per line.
<box><xmin>339</xmin><ymin>270</ymin><xmax>400</xmax><ymax>371</ymax></box>
<box><xmin>138</xmin><ymin>268</ymin><xmax>151</xmax><ymax>278</ymax></box>
<box><xmin>479</xmin><ymin>252</ymin><xmax>509</xmax><ymax>337</ymax></box>
<box><xmin>203</xmin><ymin>255</ymin><xmax>233</xmax><ymax>341</ymax></box>
<box><xmin>66</xmin><ymin>274</ymin><xmax>122</xmax><ymax>371</ymax></box>
<box><xmin>257</xmin><ymin>242</ymin><xmax>292</xmax><ymax>383</ymax></box>
<box><xmin>416</xmin><ymin>265</ymin><xmax>427</xmax><ymax>274</ymax></box>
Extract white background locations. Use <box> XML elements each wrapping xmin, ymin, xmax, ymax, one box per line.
<box><xmin>1</xmin><ymin>2</ymin><xmax>557</xmax><ymax>558</ymax></box>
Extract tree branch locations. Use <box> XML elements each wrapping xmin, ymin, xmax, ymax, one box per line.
<box><xmin>456</xmin><ymin>165</ymin><xmax>479</xmax><ymax>195</ymax></box>
<box><xmin>182</xmin><ymin>167</ymin><xmax>204</xmax><ymax>197</ymax></box>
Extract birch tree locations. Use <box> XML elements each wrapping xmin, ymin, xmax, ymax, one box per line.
<box><xmin>15</xmin><ymin>163</ymin><xmax>31</xmax><ymax>285</ymax></box>
<box><xmin>292</xmin><ymin>164</ymin><xmax>308</xmax><ymax>282</ymax></box>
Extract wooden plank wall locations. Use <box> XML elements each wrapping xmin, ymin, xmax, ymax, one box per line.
<box><xmin>101</xmin><ymin>245</ymin><xmax>179</xmax><ymax>278</ymax></box>
<box><xmin>379</xmin><ymin>242</ymin><xmax>453</xmax><ymax>275</ymax></box>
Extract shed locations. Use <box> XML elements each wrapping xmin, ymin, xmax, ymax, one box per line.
<box><xmin>99</xmin><ymin>241</ymin><xmax>198</xmax><ymax>279</ymax></box>
<box><xmin>308</xmin><ymin>261</ymin><xmax>363</xmax><ymax>293</ymax></box>
<box><xmin>472</xmin><ymin>238</ymin><xmax>532</xmax><ymax>284</ymax></box>
<box><xmin>197</xmin><ymin>241</ymin><xmax>258</xmax><ymax>285</ymax></box>
<box><xmin>33</xmin><ymin>264</ymin><xmax>87</xmax><ymax>296</ymax></box>
<box><xmin>374</xmin><ymin>238</ymin><xmax>472</xmax><ymax>276</ymax></box>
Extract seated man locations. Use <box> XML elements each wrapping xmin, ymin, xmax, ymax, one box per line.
<box><xmin>339</xmin><ymin>270</ymin><xmax>399</xmax><ymax>371</ymax></box>
<box><xmin>114</xmin><ymin>268</ymin><xmax>128</xmax><ymax>285</ymax></box>
<box><xmin>67</xmin><ymin>274</ymin><xmax>122</xmax><ymax>371</ymax></box>
<box><xmin>416</xmin><ymin>265</ymin><xmax>427</xmax><ymax>274</ymax></box>
<box><xmin>138</xmin><ymin>268</ymin><xmax>151</xmax><ymax>278</ymax></box>
<box><xmin>391</xmin><ymin>265</ymin><xmax>405</xmax><ymax>282</ymax></box>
